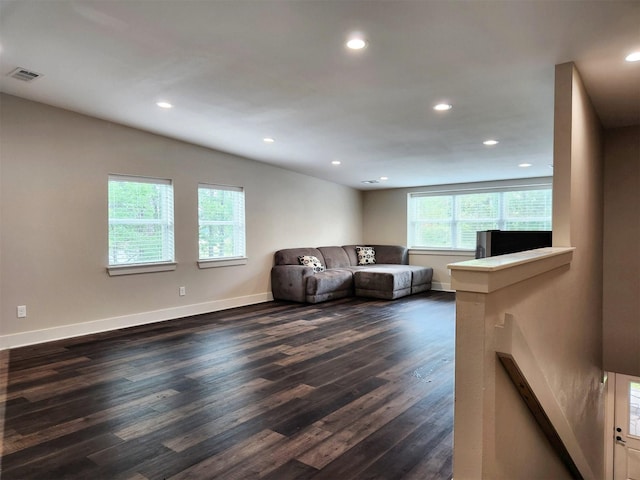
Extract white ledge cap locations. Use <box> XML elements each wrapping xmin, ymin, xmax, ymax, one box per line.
<box><xmin>448</xmin><ymin>247</ymin><xmax>575</xmax><ymax>272</ymax></box>
<box><xmin>447</xmin><ymin>247</ymin><xmax>575</xmax><ymax>293</ymax></box>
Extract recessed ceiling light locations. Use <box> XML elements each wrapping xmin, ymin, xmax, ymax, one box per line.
<box><xmin>434</xmin><ymin>103</ymin><xmax>452</xmax><ymax>111</ymax></box>
<box><xmin>156</xmin><ymin>101</ymin><xmax>173</xmax><ymax>109</ymax></box>
<box><xmin>380</xmin><ymin>176</ymin><xmax>388</xmax><ymax>181</ymax></box>
<box><xmin>331</xmin><ymin>160</ymin><xmax>341</xmax><ymax>165</ymax></box>
<box><xmin>483</xmin><ymin>139</ymin><xmax>499</xmax><ymax>146</ymax></box>
<box><xmin>519</xmin><ymin>163</ymin><xmax>532</xmax><ymax>168</ymax></box>
<box><xmin>263</xmin><ymin>137</ymin><xmax>275</xmax><ymax>143</ymax></box>
<box><xmin>346</xmin><ymin>36</ymin><xmax>367</xmax><ymax>50</ymax></box>
<box><xmin>625</xmin><ymin>52</ymin><xmax>640</xmax><ymax>62</ymax></box>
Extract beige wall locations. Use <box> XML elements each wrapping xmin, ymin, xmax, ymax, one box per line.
<box><xmin>408</xmin><ymin>251</ymin><xmax>472</xmax><ymax>291</ymax></box>
<box><xmin>552</xmin><ymin>62</ymin><xmax>605</xmax><ymax>477</ymax></box>
<box><xmin>603</xmin><ymin>126</ymin><xmax>640</xmax><ymax>376</ymax></box>
<box><xmin>0</xmin><ymin>94</ymin><xmax>363</xmax><ymax>346</ymax></box>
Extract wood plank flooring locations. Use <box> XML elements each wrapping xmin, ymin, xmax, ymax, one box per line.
<box><xmin>1</xmin><ymin>291</ymin><xmax>455</xmax><ymax>480</ymax></box>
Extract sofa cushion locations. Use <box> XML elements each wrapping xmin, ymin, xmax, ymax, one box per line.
<box><xmin>298</xmin><ymin>255</ymin><xmax>325</xmax><ymax>272</ymax></box>
<box><xmin>354</xmin><ymin>268</ymin><xmax>412</xmax><ymax>300</ymax></box>
<box><xmin>317</xmin><ymin>246</ymin><xmax>351</xmax><ymax>269</ymax></box>
<box><xmin>355</xmin><ymin>268</ymin><xmax>411</xmax><ymax>290</ymax></box>
<box><xmin>274</xmin><ymin>248</ymin><xmax>324</xmax><ymax>266</ymax></box>
<box><xmin>341</xmin><ymin>245</ymin><xmax>360</xmax><ymax>266</ymax></box>
<box><xmin>372</xmin><ymin>245</ymin><xmax>409</xmax><ymax>265</ymax></box>
<box><xmin>342</xmin><ymin>245</ymin><xmax>408</xmax><ymax>266</ymax></box>
<box><xmin>356</xmin><ymin>246</ymin><xmax>376</xmax><ymax>265</ymax></box>
<box><xmin>306</xmin><ymin>269</ymin><xmax>354</xmax><ymax>296</ymax></box>
<box><xmin>400</xmin><ymin>265</ymin><xmax>434</xmax><ymax>286</ymax></box>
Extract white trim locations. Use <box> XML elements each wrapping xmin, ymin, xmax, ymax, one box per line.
<box><xmin>198</xmin><ymin>257</ymin><xmax>248</xmax><ymax>269</ymax></box>
<box><xmin>448</xmin><ymin>247</ymin><xmax>574</xmax><ymax>293</ymax></box>
<box><xmin>604</xmin><ymin>372</ymin><xmax>615</xmax><ymax>480</ymax></box>
<box><xmin>431</xmin><ymin>281</ymin><xmax>454</xmax><ymax>292</ymax></box>
<box><xmin>198</xmin><ymin>182</ymin><xmax>243</xmax><ymax>193</ymax></box>
<box><xmin>107</xmin><ymin>262</ymin><xmax>177</xmax><ymax>276</ymax></box>
<box><xmin>109</xmin><ymin>173</ymin><xmax>171</xmax><ymax>185</ymax></box>
<box><xmin>0</xmin><ymin>292</ymin><xmax>273</xmax><ymax>350</ymax></box>
<box><xmin>409</xmin><ymin>248</ymin><xmax>475</xmax><ymax>257</ymax></box>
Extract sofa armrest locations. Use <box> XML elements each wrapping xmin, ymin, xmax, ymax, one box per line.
<box><xmin>271</xmin><ymin>265</ymin><xmax>314</xmax><ymax>302</ymax></box>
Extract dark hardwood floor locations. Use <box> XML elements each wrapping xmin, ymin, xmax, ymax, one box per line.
<box><xmin>0</xmin><ymin>291</ymin><xmax>455</xmax><ymax>480</ymax></box>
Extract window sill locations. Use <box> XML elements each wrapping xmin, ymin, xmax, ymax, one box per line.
<box><xmin>409</xmin><ymin>248</ymin><xmax>476</xmax><ymax>257</ymax></box>
<box><xmin>198</xmin><ymin>257</ymin><xmax>248</xmax><ymax>269</ymax></box>
<box><xmin>107</xmin><ymin>262</ymin><xmax>177</xmax><ymax>276</ymax></box>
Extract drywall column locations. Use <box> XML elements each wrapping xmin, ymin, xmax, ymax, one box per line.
<box><xmin>603</xmin><ymin>126</ymin><xmax>640</xmax><ymax>376</ymax></box>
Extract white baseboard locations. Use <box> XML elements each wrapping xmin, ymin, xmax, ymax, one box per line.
<box><xmin>432</xmin><ymin>281</ymin><xmax>454</xmax><ymax>292</ymax></box>
<box><xmin>0</xmin><ymin>292</ymin><xmax>273</xmax><ymax>350</ymax></box>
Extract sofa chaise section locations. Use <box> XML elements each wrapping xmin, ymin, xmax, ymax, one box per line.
<box><xmin>354</xmin><ymin>267</ymin><xmax>413</xmax><ymax>300</ymax></box>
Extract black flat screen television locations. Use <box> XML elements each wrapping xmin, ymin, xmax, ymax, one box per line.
<box><xmin>475</xmin><ymin>230</ymin><xmax>552</xmax><ymax>259</ymax></box>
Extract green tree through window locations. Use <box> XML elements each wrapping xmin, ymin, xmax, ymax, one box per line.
<box><xmin>108</xmin><ymin>176</ymin><xmax>174</xmax><ymax>265</ymax></box>
<box><xmin>409</xmin><ymin>186</ymin><xmax>552</xmax><ymax>249</ymax></box>
<box><xmin>198</xmin><ymin>184</ymin><xmax>245</xmax><ymax>260</ymax></box>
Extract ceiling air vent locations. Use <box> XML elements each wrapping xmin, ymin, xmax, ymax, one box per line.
<box><xmin>8</xmin><ymin>67</ymin><xmax>43</xmax><ymax>82</ymax></box>
<box><xmin>361</xmin><ymin>180</ymin><xmax>380</xmax><ymax>184</ymax></box>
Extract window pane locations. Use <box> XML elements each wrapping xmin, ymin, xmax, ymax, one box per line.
<box><xmin>199</xmin><ymin>225</ymin><xmax>237</xmax><ymax>258</ymax></box>
<box><xmin>456</xmin><ymin>193</ymin><xmax>499</xmax><ymax>220</ymax></box>
<box><xmin>412</xmin><ymin>222</ymin><xmax>452</xmax><ymax>248</ymax></box>
<box><xmin>504</xmin><ymin>190</ymin><xmax>552</xmax><ymax>230</ymax></box>
<box><xmin>630</xmin><ymin>381</ymin><xmax>640</xmax><ymax>437</ymax></box>
<box><xmin>457</xmin><ymin>221</ymin><xmax>499</xmax><ymax>249</ymax></box>
<box><xmin>408</xmin><ymin>186</ymin><xmax>552</xmax><ymax>249</ymax></box>
<box><xmin>108</xmin><ymin>176</ymin><xmax>174</xmax><ymax>266</ymax></box>
<box><xmin>198</xmin><ymin>185</ymin><xmax>245</xmax><ymax>260</ymax></box>
<box><xmin>504</xmin><ymin>221</ymin><xmax>551</xmax><ymax>230</ymax></box>
<box><xmin>199</xmin><ymin>188</ymin><xmax>236</xmax><ymax>222</ymax></box>
<box><xmin>414</xmin><ymin>196</ymin><xmax>452</xmax><ymax>220</ymax></box>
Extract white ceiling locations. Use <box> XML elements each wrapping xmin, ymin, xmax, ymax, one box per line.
<box><xmin>1</xmin><ymin>0</ymin><xmax>638</xmax><ymax>190</ymax></box>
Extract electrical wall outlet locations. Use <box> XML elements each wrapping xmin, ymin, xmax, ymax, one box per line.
<box><xmin>179</xmin><ymin>286</ymin><xmax>186</xmax><ymax>296</ymax></box>
<box><xmin>17</xmin><ymin>305</ymin><xmax>27</xmax><ymax>318</ymax></box>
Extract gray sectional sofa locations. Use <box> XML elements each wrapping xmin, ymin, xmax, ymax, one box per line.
<box><xmin>271</xmin><ymin>245</ymin><xmax>433</xmax><ymax>303</ymax></box>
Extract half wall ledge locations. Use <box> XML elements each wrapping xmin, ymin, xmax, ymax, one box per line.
<box><xmin>447</xmin><ymin>247</ymin><xmax>575</xmax><ymax>294</ymax></box>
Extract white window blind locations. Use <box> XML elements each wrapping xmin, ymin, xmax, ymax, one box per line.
<box><xmin>198</xmin><ymin>184</ymin><xmax>246</xmax><ymax>260</ymax></box>
<box><xmin>108</xmin><ymin>175</ymin><xmax>174</xmax><ymax>265</ymax></box>
<box><xmin>408</xmin><ymin>185</ymin><xmax>552</xmax><ymax>250</ymax></box>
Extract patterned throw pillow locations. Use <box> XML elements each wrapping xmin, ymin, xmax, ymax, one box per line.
<box><xmin>355</xmin><ymin>246</ymin><xmax>376</xmax><ymax>265</ymax></box>
<box><xmin>298</xmin><ymin>255</ymin><xmax>325</xmax><ymax>272</ymax></box>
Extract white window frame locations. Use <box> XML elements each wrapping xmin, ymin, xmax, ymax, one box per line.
<box><xmin>107</xmin><ymin>174</ymin><xmax>176</xmax><ymax>276</ymax></box>
<box><xmin>408</xmin><ymin>181</ymin><xmax>552</xmax><ymax>251</ymax></box>
<box><xmin>197</xmin><ymin>183</ymin><xmax>247</xmax><ymax>269</ymax></box>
